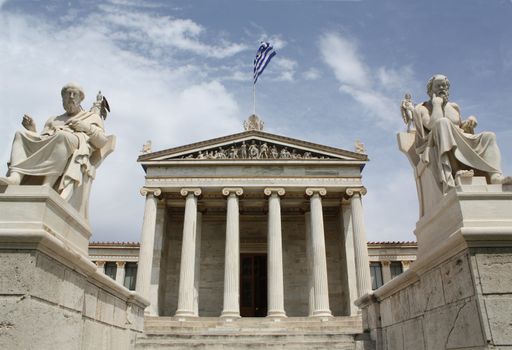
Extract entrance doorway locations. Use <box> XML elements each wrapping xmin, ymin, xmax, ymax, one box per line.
<box><xmin>240</xmin><ymin>254</ymin><xmax>267</xmax><ymax>317</ymax></box>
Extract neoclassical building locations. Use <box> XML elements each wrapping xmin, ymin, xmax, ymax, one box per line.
<box><xmin>89</xmin><ymin>241</ymin><xmax>417</xmax><ymax>293</ymax></box>
<box><xmin>132</xmin><ymin>117</ymin><xmax>374</xmax><ymax>319</ymax></box>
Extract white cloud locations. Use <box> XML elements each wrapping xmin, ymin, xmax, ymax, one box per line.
<box><xmin>0</xmin><ymin>7</ymin><xmax>242</xmax><ymax>242</ymax></box>
<box><xmin>273</xmin><ymin>57</ymin><xmax>298</xmax><ymax>82</ymax></box>
<box><xmin>319</xmin><ymin>32</ymin><xmax>417</xmax><ymax>129</ymax></box>
<box><xmin>319</xmin><ymin>32</ymin><xmax>370</xmax><ymax>88</ymax></box>
<box><xmin>94</xmin><ymin>4</ymin><xmax>248</xmax><ymax>59</ymax></box>
<box><xmin>303</xmin><ymin>68</ymin><xmax>321</xmax><ymax>81</ymax></box>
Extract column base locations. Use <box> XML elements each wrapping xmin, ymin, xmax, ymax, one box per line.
<box><xmin>266</xmin><ymin>310</ymin><xmax>287</xmax><ymax>318</ymax></box>
<box><xmin>311</xmin><ymin>310</ymin><xmax>333</xmax><ymax>317</ymax></box>
<box><xmin>175</xmin><ymin>310</ymin><xmax>196</xmax><ymax>318</ymax></box>
<box><xmin>220</xmin><ymin>311</ymin><xmax>241</xmax><ymax>319</ymax></box>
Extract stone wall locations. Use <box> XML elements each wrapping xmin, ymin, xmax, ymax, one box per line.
<box><xmin>357</xmin><ymin>246</ymin><xmax>512</xmax><ymax>350</ymax></box>
<box><xmin>0</xmin><ymin>186</ymin><xmax>148</xmax><ymax>350</ymax></box>
<box><xmin>161</xmin><ymin>210</ymin><xmax>350</xmax><ymax>317</ymax></box>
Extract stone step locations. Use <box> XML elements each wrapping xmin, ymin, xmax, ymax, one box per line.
<box><xmin>137</xmin><ymin>316</ymin><xmax>368</xmax><ymax>350</ymax></box>
<box><xmin>144</xmin><ymin>316</ymin><xmax>362</xmax><ymax>331</ymax></box>
<box><xmin>135</xmin><ymin>333</ymin><xmax>358</xmax><ymax>350</ymax></box>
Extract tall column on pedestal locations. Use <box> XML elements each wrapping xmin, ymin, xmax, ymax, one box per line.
<box><xmin>221</xmin><ymin>188</ymin><xmax>243</xmax><ymax>318</ymax></box>
<box><xmin>306</xmin><ymin>188</ymin><xmax>332</xmax><ymax>317</ymax></box>
<box><xmin>136</xmin><ymin>187</ymin><xmax>162</xmax><ymax>304</ymax></box>
<box><xmin>115</xmin><ymin>261</ymin><xmax>126</xmax><ymax>285</ymax></box>
<box><xmin>346</xmin><ymin>187</ymin><xmax>372</xmax><ymax>298</ymax></box>
<box><xmin>265</xmin><ymin>187</ymin><xmax>286</xmax><ymax>318</ymax></box>
<box><xmin>175</xmin><ymin>188</ymin><xmax>201</xmax><ymax>317</ymax></box>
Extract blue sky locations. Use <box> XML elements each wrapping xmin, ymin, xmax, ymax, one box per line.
<box><xmin>1</xmin><ymin>0</ymin><xmax>512</xmax><ymax>243</ymax></box>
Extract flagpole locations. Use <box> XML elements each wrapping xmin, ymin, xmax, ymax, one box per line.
<box><xmin>253</xmin><ymin>82</ymin><xmax>256</xmax><ymax>115</ymax></box>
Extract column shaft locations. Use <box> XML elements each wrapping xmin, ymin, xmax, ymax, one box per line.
<box><xmin>341</xmin><ymin>203</ymin><xmax>359</xmax><ymax>316</ymax></box>
<box><xmin>136</xmin><ymin>188</ymin><xmax>161</xmax><ymax>303</ymax></box>
<box><xmin>381</xmin><ymin>261</ymin><xmax>392</xmax><ymax>284</ymax></box>
<box><xmin>350</xmin><ymin>191</ymin><xmax>372</xmax><ymax>297</ymax></box>
<box><xmin>147</xmin><ymin>202</ymin><xmax>166</xmax><ymax>316</ymax></box>
<box><xmin>115</xmin><ymin>261</ymin><xmax>126</xmax><ymax>285</ymax></box>
<box><xmin>194</xmin><ymin>211</ymin><xmax>203</xmax><ymax>316</ymax></box>
<box><xmin>308</xmin><ymin>189</ymin><xmax>332</xmax><ymax>317</ymax></box>
<box><xmin>266</xmin><ymin>188</ymin><xmax>286</xmax><ymax>318</ymax></box>
<box><xmin>305</xmin><ymin>211</ymin><xmax>315</xmax><ymax>317</ymax></box>
<box><xmin>176</xmin><ymin>189</ymin><xmax>200</xmax><ymax>317</ymax></box>
<box><xmin>221</xmin><ymin>188</ymin><xmax>242</xmax><ymax>318</ymax></box>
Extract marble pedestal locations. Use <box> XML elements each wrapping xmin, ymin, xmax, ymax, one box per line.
<box><xmin>0</xmin><ymin>186</ymin><xmax>149</xmax><ymax>350</ymax></box>
<box><xmin>356</xmin><ymin>179</ymin><xmax>512</xmax><ymax>350</ymax></box>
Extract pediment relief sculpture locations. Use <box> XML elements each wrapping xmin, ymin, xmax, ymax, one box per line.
<box><xmin>178</xmin><ymin>139</ymin><xmax>332</xmax><ymax>160</ymax></box>
<box><xmin>0</xmin><ymin>83</ymin><xmax>115</xmax><ymax>220</ymax></box>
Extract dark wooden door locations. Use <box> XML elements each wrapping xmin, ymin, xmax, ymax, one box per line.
<box><xmin>240</xmin><ymin>254</ymin><xmax>267</xmax><ymax>317</ymax></box>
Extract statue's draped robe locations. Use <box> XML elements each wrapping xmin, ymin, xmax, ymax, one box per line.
<box><xmin>8</xmin><ymin>111</ymin><xmax>107</xmax><ymax>217</ymax></box>
<box><xmin>415</xmin><ymin>102</ymin><xmax>502</xmax><ymax>191</ymax></box>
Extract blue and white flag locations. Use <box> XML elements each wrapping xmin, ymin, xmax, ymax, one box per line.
<box><xmin>253</xmin><ymin>42</ymin><xmax>276</xmax><ymax>84</ymax></box>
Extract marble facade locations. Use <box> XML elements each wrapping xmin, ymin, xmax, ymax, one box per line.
<box><xmin>135</xmin><ymin>128</ymin><xmax>373</xmax><ymax>319</ymax></box>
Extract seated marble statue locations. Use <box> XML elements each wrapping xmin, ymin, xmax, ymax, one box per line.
<box><xmin>414</xmin><ymin>74</ymin><xmax>511</xmax><ymax>193</ymax></box>
<box><xmin>0</xmin><ymin>83</ymin><xmax>114</xmax><ymax>219</ymax></box>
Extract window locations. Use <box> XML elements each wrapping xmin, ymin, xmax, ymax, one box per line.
<box><xmin>390</xmin><ymin>261</ymin><xmax>403</xmax><ymax>279</ymax></box>
<box><xmin>370</xmin><ymin>262</ymin><xmax>383</xmax><ymax>290</ymax></box>
<box><xmin>104</xmin><ymin>262</ymin><xmax>117</xmax><ymax>280</ymax></box>
<box><xmin>124</xmin><ymin>262</ymin><xmax>138</xmax><ymax>291</ymax></box>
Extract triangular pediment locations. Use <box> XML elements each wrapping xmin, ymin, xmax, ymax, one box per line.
<box><xmin>138</xmin><ymin>130</ymin><xmax>367</xmax><ymax>163</ymax></box>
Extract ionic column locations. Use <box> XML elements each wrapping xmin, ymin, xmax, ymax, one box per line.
<box><xmin>306</xmin><ymin>188</ymin><xmax>332</xmax><ymax>317</ymax></box>
<box><xmin>175</xmin><ymin>188</ymin><xmax>201</xmax><ymax>317</ymax></box>
<box><xmin>96</xmin><ymin>261</ymin><xmax>105</xmax><ymax>274</ymax></box>
<box><xmin>345</xmin><ymin>187</ymin><xmax>372</xmax><ymax>297</ymax></box>
<box><xmin>381</xmin><ymin>260</ymin><xmax>392</xmax><ymax>284</ymax></box>
<box><xmin>401</xmin><ymin>260</ymin><xmax>411</xmax><ymax>271</ymax></box>
<box><xmin>221</xmin><ymin>188</ymin><xmax>243</xmax><ymax>318</ymax></box>
<box><xmin>304</xmin><ymin>211</ymin><xmax>315</xmax><ymax>317</ymax></box>
<box><xmin>136</xmin><ymin>187</ymin><xmax>161</xmax><ymax>302</ymax></box>
<box><xmin>265</xmin><ymin>187</ymin><xmax>286</xmax><ymax>318</ymax></box>
<box><xmin>115</xmin><ymin>261</ymin><xmax>126</xmax><ymax>285</ymax></box>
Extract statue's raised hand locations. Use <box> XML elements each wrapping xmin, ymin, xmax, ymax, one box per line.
<box><xmin>431</xmin><ymin>93</ymin><xmax>444</xmax><ymax>106</ymax></box>
<box><xmin>22</xmin><ymin>114</ymin><xmax>36</xmax><ymax>132</ymax></box>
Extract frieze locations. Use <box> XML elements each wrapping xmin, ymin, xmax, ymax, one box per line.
<box><xmin>145</xmin><ymin>177</ymin><xmax>362</xmax><ymax>187</ymax></box>
<box><xmin>177</xmin><ymin>139</ymin><xmax>332</xmax><ymax>160</ymax></box>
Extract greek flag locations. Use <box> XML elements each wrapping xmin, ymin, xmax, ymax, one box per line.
<box><xmin>253</xmin><ymin>42</ymin><xmax>276</xmax><ymax>84</ymax></box>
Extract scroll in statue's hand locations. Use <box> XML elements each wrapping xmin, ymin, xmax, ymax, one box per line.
<box><xmin>22</xmin><ymin>114</ymin><xmax>36</xmax><ymax>132</ymax></box>
<box><xmin>69</xmin><ymin>120</ymin><xmax>92</xmax><ymax>134</ymax></box>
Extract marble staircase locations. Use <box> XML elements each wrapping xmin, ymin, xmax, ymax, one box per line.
<box><xmin>135</xmin><ymin>316</ymin><xmax>372</xmax><ymax>350</ymax></box>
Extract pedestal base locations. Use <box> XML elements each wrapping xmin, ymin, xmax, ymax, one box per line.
<box><xmin>0</xmin><ymin>186</ymin><xmax>149</xmax><ymax>350</ymax></box>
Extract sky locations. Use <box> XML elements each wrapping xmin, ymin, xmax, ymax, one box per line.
<box><xmin>1</xmin><ymin>0</ymin><xmax>512</xmax><ymax>244</ymax></box>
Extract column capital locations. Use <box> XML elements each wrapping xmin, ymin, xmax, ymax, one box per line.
<box><xmin>95</xmin><ymin>261</ymin><xmax>105</xmax><ymax>267</ymax></box>
<box><xmin>264</xmin><ymin>187</ymin><xmax>285</xmax><ymax>197</ymax></box>
<box><xmin>116</xmin><ymin>261</ymin><xmax>126</xmax><ymax>268</ymax></box>
<box><xmin>180</xmin><ymin>188</ymin><xmax>202</xmax><ymax>197</ymax></box>
<box><xmin>344</xmin><ymin>187</ymin><xmax>367</xmax><ymax>198</ymax></box>
<box><xmin>222</xmin><ymin>187</ymin><xmax>244</xmax><ymax>196</ymax></box>
<box><xmin>381</xmin><ymin>260</ymin><xmax>391</xmax><ymax>266</ymax></box>
<box><xmin>140</xmin><ymin>187</ymin><xmax>162</xmax><ymax>197</ymax></box>
<box><xmin>305</xmin><ymin>188</ymin><xmax>327</xmax><ymax>197</ymax></box>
